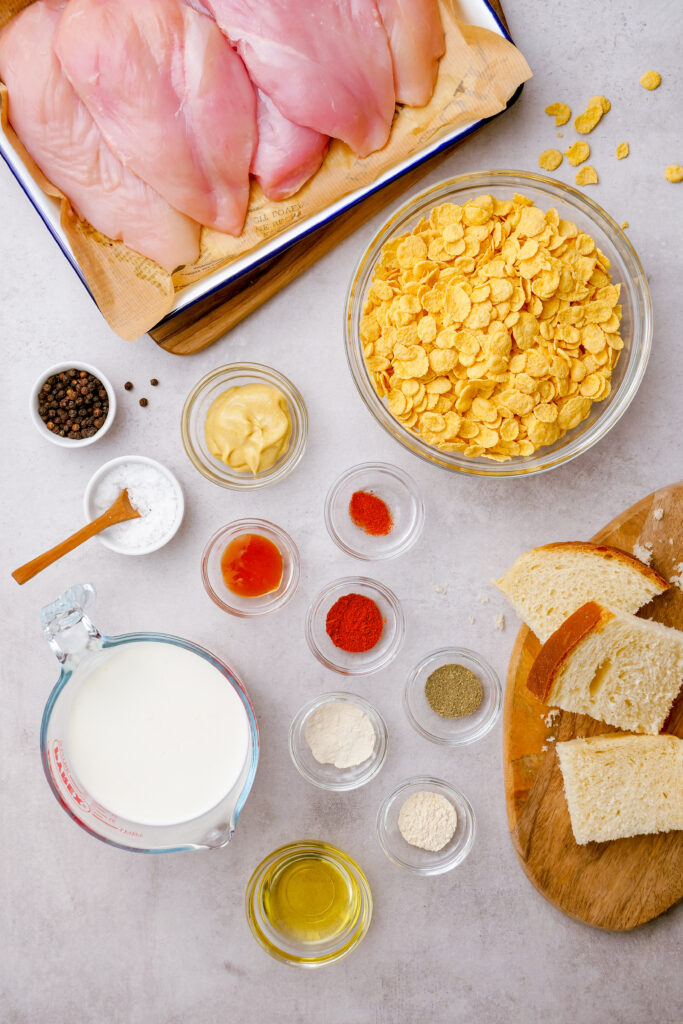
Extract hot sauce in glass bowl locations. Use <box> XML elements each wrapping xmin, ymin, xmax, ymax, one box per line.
<box><xmin>221</xmin><ymin>534</ymin><xmax>283</xmax><ymax>598</ymax></box>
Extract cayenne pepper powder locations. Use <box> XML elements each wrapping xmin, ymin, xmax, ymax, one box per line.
<box><xmin>349</xmin><ymin>490</ymin><xmax>393</xmax><ymax>536</ymax></box>
<box><xmin>326</xmin><ymin>593</ymin><xmax>384</xmax><ymax>653</ymax></box>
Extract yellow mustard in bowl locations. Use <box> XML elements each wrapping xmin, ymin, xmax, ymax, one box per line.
<box><xmin>205</xmin><ymin>383</ymin><xmax>292</xmax><ymax>474</ymax></box>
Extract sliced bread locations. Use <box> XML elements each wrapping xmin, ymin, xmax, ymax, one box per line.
<box><xmin>556</xmin><ymin>733</ymin><xmax>683</xmax><ymax>844</ymax></box>
<box><xmin>527</xmin><ymin>602</ymin><xmax>683</xmax><ymax>733</ymax></box>
<box><xmin>495</xmin><ymin>542</ymin><xmax>668</xmax><ymax>643</ymax></box>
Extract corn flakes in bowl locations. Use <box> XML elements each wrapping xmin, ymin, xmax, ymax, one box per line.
<box><xmin>345</xmin><ymin>171</ymin><xmax>652</xmax><ymax>477</ymax></box>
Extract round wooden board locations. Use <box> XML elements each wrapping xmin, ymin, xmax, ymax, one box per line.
<box><xmin>502</xmin><ymin>482</ymin><xmax>683</xmax><ymax>931</ymax></box>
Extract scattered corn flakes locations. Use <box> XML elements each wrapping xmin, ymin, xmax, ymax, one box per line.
<box><xmin>539</xmin><ymin>148</ymin><xmax>563</xmax><ymax>171</ymax></box>
<box><xmin>621</xmin><ymin>221</ymin><xmax>629</xmax><ymax>229</ymax></box>
<box><xmin>360</xmin><ymin>195</ymin><xmax>623</xmax><ymax>462</ymax></box>
<box><xmin>575</xmin><ymin>166</ymin><xmax>599</xmax><ymax>185</ymax></box>
<box><xmin>574</xmin><ymin>95</ymin><xmax>610</xmax><ymax>134</ymax></box>
<box><xmin>665</xmin><ymin>165</ymin><xmax>683</xmax><ymax>183</ymax></box>
<box><xmin>565</xmin><ymin>141</ymin><xmax>590</xmax><ymax>166</ymax></box>
<box><xmin>640</xmin><ymin>71</ymin><xmax>661</xmax><ymax>90</ymax></box>
<box><xmin>545</xmin><ymin>102</ymin><xmax>571</xmax><ymax>126</ymax></box>
<box><xmin>616</xmin><ymin>142</ymin><xmax>629</xmax><ymax>160</ymax></box>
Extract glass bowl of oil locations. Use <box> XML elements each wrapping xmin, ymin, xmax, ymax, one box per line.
<box><xmin>245</xmin><ymin>840</ymin><xmax>373</xmax><ymax>967</ymax></box>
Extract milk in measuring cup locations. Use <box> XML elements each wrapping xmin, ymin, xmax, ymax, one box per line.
<box><xmin>65</xmin><ymin>642</ymin><xmax>250</xmax><ymax>826</ymax></box>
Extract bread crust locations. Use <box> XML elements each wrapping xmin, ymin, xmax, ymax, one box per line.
<box><xmin>534</xmin><ymin>541</ymin><xmax>669</xmax><ymax>592</ymax></box>
<box><xmin>527</xmin><ymin>601</ymin><xmax>615</xmax><ymax>703</ymax></box>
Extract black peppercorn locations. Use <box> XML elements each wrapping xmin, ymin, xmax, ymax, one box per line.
<box><xmin>38</xmin><ymin>368</ymin><xmax>109</xmax><ymax>440</ymax></box>
<box><xmin>150</xmin><ymin>378</ymin><xmax>159</xmax><ymax>386</ymax></box>
<box><xmin>124</xmin><ymin>381</ymin><xmax>133</xmax><ymax>391</ymax></box>
<box><xmin>139</xmin><ymin>397</ymin><xmax>149</xmax><ymax>407</ymax></box>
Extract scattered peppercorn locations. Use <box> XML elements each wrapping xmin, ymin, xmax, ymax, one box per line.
<box><xmin>425</xmin><ymin>663</ymin><xmax>483</xmax><ymax>718</ymax></box>
<box><xmin>139</xmin><ymin>397</ymin><xmax>149</xmax><ymax>407</ymax></box>
<box><xmin>124</xmin><ymin>381</ymin><xmax>133</xmax><ymax>391</ymax></box>
<box><xmin>150</xmin><ymin>378</ymin><xmax>159</xmax><ymax>387</ymax></box>
<box><xmin>37</xmin><ymin>368</ymin><xmax>109</xmax><ymax>440</ymax></box>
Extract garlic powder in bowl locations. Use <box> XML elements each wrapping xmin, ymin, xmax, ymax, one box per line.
<box><xmin>84</xmin><ymin>455</ymin><xmax>184</xmax><ymax>555</ymax></box>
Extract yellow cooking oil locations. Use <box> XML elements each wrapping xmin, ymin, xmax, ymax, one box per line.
<box><xmin>261</xmin><ymin>847</ymin><xmax>361</xmax><ymax>944</ymax></box>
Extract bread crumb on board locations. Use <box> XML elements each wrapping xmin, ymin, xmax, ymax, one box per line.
<box><xmin>632</xmin><ymin>541</ymin><xmax>653</xmax><ymax>566</ymax></box>
<box><xmin>476</xmin><ymin>592</ymin><xmax>490</xmax><ymax>605</ymax></box>
<box><xmin>493</xmin><ymin>614</ymin><xmax>506</xmax><ymax>631</ymax></box>
<box><xmin>670</xmin><ymin>563</ymin><xmax>683</xmax><ymax>591</ymax></box>
<box><xmin>435</xmin><ymin>584</ymin><xmax>448</xmax><ymax>595</ymax></box>
<box><xmin>653</xmin><ymin>507</ymin><xmax>664</xmax><ymax>521</ymax></box>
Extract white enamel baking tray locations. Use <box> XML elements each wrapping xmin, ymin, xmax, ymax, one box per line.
<box><xmin>0</xmin><ymin>0</ymin><xmax>521</xmax><ymax>331</ymax></box>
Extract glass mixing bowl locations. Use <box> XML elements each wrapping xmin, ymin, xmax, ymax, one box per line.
<box><xmin>345</xmin><ymin>170</ymin><xmax>652</xmax><ymax>477</ymax></box>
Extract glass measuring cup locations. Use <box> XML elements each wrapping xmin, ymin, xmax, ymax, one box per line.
<box><xmin>40</xmin><ymin>584</ymin><xmax>259</xmax><ymax>853</ymax></box>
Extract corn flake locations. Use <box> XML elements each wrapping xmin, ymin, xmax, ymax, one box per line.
<box><xmin>574</xmin><ymin>96</ymin><xmax>610</xmax><ymax>134</ymax></box>
<box><xmin>565</xmin><ymin>141</ymin><xmax>590</xmax><ymax>166</ymax></box>
<box><xmin>539</xmin><ymin>148</ymin><xmax>563</xmax><ymax>171</ymax></box>
<box><xmin>665</xmin><ymin>165</ymin><xmax>683</xmax><ymax>183</ymax></box>
<box><xmin>640</xmin><ymin>71</ymin><xmax>661</xmax><ymax>90</ymax></box>
<box><xmin>575</xmin><ymin>166</ymin><xmax>599</xmax><ymax>186</ymax></box>
<box><xmin>545</xmin><ymin>102</ymin><xmax>571</xmax><ymax>126</ymax></box>
<box><xmin>616</xmin><ymin>142</ymin><xmax>629</xmax><ymax>160</ymax></box>
<box><xmin>360</xmin><ymin>195</ymin><xmax>623</xmax><ymax>462</ymax></box>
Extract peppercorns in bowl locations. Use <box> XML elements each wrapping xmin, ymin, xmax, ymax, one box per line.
<box><xmin>403</xmin><ymin>647</ymin><xmax>502</xmax><ymax>746</ymax></box>
<box><xmin>30</xmin><ymin>362</ymin><xmax>116</xmax><ymax>447</ymax></box>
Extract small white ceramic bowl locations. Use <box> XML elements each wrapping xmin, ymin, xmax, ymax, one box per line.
<box><xmin>30</xmin><ymin>361</ymin><xmax>116</xmax><ymax>448</ymax></box>
<box><xmin>83</xmin><ymin>455</ymin><xmax>185</xmax><ymax>555</ymax></box>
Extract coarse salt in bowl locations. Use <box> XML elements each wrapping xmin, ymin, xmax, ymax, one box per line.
<box><xmin>84</xmin><ymin>456</ymin><xmax>184</xmax><ymax>556</ymax></box>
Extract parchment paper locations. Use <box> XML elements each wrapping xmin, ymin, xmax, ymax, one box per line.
<box><xmin>0</xmin><ymin>0</ymin><xmax>532</xmax><ymax>340</ymax></box>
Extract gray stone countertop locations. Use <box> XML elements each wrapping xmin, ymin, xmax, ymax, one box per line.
<box><xmin>1</xmin><ymin>1</ymin><xmax>681</xmax><ymax>1021</ymax></box>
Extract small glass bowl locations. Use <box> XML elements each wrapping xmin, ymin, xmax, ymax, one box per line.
<box><xmin>289</xmin><ymin>692</ymin><xmax>388</xmax><ymax>791</ymax></box>
<box><xmin>245</xmin><ymin>840</ymin><xmax>373</xmax><ymax>967</ymax></box>
<box><xmin>181</xmin><ymin>362</ymin><xmax>308</xmax><ymax>489</ymax></box>
<box><xmin>201</xmin><ymin>519</ymin><xmax>300</xmax><ymax>617</ymax></box>
<box><xmin>325</xmin><ymin>462</ymin><xmax>424</xmax><ymax>561</ymax></box>
<box><xmin>306</xmin><ymin>577</ymin><xmax>405</xmax><ymax>675</ymax></box>
<box><xmin>30</xmin><ymin>361</ymin><xmax>117</xmax><ymax>448</ymax></box>
<box><xmin>404</xmin><ymin>647</ymin><xmax>502</xmax><ymax>746</ymax></box>
<box><xmin>376</xmin><ymin>777</ymin><xmax>476</xmax><ymax>875</ymax></box>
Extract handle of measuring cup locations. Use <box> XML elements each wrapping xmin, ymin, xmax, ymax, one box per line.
<box><xmin>41</xmin><ymin>584</ymin><xmax>101</xmax><ymax>664</ymax></box>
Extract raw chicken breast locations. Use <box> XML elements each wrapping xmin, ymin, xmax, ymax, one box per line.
<box><xmin>252</xmin><ymin>91</ymin><xmax>329</xmax><ymax>201</ymax></box>
<box><xmin>376</xmin><ymin>0</ymin><xmax>445</xmax><ymax>106</ymax></box>
<box><xmin>55</xmin><ymin>0</ymin><xmax>257</xmax><ymax>236</ymax></box>
<box><xmin>0</xmin><ymin>0</ymin><xmax>199</xmax><ymax>272</ymax></box>
<box><xmin>204</xmin><ymin>0</ymin><xmax>396</xmax><ymax>157</ymax></box>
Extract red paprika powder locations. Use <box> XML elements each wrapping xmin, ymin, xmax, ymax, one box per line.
<box><xmin>349</xmin><ymin>490</ymin><xmax>393</xmax><ymax>537</ymax></box>
<box><xmin>325</xmin><ymin>593</ymin><xmax>384</xmax><ymax>653</ymax></box>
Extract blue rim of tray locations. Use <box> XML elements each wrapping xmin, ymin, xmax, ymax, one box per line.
<box><xmin>0</xmin><ymin>0</ymin><xmax>522</xmax><ymax>329</ymax></box>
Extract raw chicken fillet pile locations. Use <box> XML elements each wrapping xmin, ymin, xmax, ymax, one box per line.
<box><xmin>0</xmin><ymin>0</ymin><xmax>445</xmax><ymax>272</ymax></box>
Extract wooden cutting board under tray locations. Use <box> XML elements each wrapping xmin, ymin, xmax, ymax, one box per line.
<box><xmin>503</xmin><ymin>481</ymin><xmax>683</xmax><ymax>931</ymax></box>
<box><xmin>150</xmin><ymin>2</ymin><xmax>516</xmax><ymax>355</ymax></box>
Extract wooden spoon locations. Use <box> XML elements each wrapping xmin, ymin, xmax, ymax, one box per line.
<box><xmin>12</xmin><ymin>489</ymin><xmax>141</xmax><ymax>585</ymax></box>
